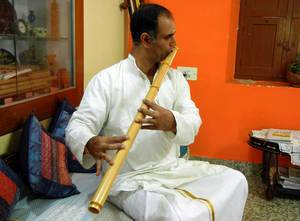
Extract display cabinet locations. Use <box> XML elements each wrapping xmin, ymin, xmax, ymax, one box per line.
<box><xmin>0</xmin><ymin>0</ymin><xmax>83</xmax><ymax>135</ymax></box>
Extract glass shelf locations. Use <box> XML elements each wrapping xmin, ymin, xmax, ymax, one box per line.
<box><xmin>0</xmin><ymin>0</ymin><xmax>75</xmax><ymax>107</ymax></box>
<box><xmin>0</xmin><ymin>34</ymin><xmax>69</xmax><ymax>41</ymax></box>
<box><xmin>0</xmin><ymin>0</ymin><xmax>83</xmax><ymax>136</ymax></box>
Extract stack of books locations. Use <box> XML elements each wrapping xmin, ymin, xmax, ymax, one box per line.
<box><xmin>0</xmin><ymin>69</ymin><xmax>55</xmax><ymax>99</ymax></box>
<box><xmin>278</xmin><ymin>167</ymin><xmax>300</xmax><ymax>190</ymax></box>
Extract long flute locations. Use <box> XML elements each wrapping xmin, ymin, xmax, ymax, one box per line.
<box><xmin>89</xmin><ymin>47</ymin><xmax>178</xmax><ymax>213</ymax></box>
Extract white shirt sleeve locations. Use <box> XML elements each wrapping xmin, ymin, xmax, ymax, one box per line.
<box><xmin>166</xmin><ymin>70</ymin><xmax>202</xmax><ymax>145</ymax></box>
<box><xmin>65</xmin><ymin>72</ymin><xmax>111</xmax><ymax>168</ymax></box>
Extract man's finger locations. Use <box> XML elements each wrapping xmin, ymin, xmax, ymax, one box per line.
<box><xmin>100</xmin><ymin>152</ymin><xmax>114</xmax><ymax>166</ymax></box>
<box><xmin>141</xmin><ymin>118</ymin><xmax>156</xmax><ymax>125</ymax></box>
<box><xmin>96</xmin><ymin>159</ymin><xmax>102</xmax><ymax>176</ymax></box>
<box><xmin>138</xmin><ymin>108</ymin><xmax>157</xmax><ymax>118</ymax></box>
<box><xmin>107</xmin><ymin>135</ymin><xmax>129</xmax><ymax>143</ymax></box>
<box><xmin>141</xmin><ymin>125</ymin><xmax>156</xmax><ymax>130</ymax></box>
<box><xmin>105</xmin><ymin>142</ymin><xmax>125</xmax><ymax>150</ymax></box>
<box><xmin>143</xmin><ymin>99</ymin><xmax>158</xmax><ymax>110</ymax></box>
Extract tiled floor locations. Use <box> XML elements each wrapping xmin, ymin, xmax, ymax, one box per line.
<box><xmin>191</xmin><ymin>157</ymin><xmax>300</xmax><ymax>221</ymax></box>
<box><xmin>244</xmin><ymin>174</ymin><xmax>300</xmax><ymax>221</ymax></box>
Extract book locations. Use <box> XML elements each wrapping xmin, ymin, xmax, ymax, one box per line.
<box><xmin>278</xmin><ymin>167</ymin><xmax>300</xmax><ymax>185</ymax></box>
<box><xmin>279</xmin><ymin>179</ymin><xmax>300</xmax><ymax>190</ymax></box>
<box><xmin>289</xmin><ymin>167</ymin><xmax>300</xmax><ymax>181</ymax></box>
<box><xmin>0</xmin><ymin>68</ymin><xmax>32</xmax><ymax>80</ymax></box>
<box><xmin>278</xmin><ymin>167</ymin><xmax>300</xmax><ymax>188</ymax></box>
<box><xmin>266</xmin><ymin>129</ymin><xmax>293</xmax><ymax>142</ymax></box>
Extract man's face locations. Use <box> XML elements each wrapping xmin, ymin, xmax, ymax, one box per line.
<box><xmin>150</xmin><ymin>15</ymin><xmax>176</xmax><ymax>62</ymax></box>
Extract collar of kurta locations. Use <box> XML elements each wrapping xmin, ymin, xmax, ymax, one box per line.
<box><xmin>128</xmin><ymin>54</ymin><xmax>151</xmax><ymax>81</ymax></box>
<box><xmin>128</xmin><ymin>54</ymin><xmax>162</xmax><ymax>80</ymax></box>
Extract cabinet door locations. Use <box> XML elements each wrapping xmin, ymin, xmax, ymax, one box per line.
<box><xmin>1</xmin><ymin>0</ymin><xmax>75</xmax><ymax>103</ymax></box>
<box><xmin>236</xmin><ymin>17</ymin><xmax>286</xmax><ymax>80</ymax></box>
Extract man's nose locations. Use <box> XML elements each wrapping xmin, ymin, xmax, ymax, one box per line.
<box><xmin>170</xmin><ymin>36</ymin><xmax>176</xmax><ymax>47</ymax></box>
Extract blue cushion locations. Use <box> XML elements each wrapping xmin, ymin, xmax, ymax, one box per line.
<box><xmin>19</xmin><ymin>114</ymin><xmax>79</xmax><ymax>198</ymax></box>
<box><xmin>49</xmin><ymin>99</ymin><xmax>96</xmax><ymax>173</ymax></box>
<box><xmin>0</xmin><ymin>158</ymin><xmax>24</xmax><ymax>220</ymax></box>
<box><xmin>180</xmin><ymin>146</ymin><xmax>189</xmax><ymax>158</ymax></box>
<box><xmin>48</xmin><ymin>99</ymin><xmax>76</xmax><ymax>142</ymax></box>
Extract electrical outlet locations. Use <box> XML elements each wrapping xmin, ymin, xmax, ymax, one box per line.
<box><xmin>177</xmin><ymin>66</ymin><xmax>198</xmax><ymax>80</ymax></box>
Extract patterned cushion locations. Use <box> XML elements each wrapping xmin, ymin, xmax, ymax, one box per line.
<box><xmin>49</xmin><ymin>99</ymin><xmax>96</xmax><ymax>173</ymax></box>
<box><xmin>19</xmin><ymin>114</ymin><xmax>79</xmax><ymax>198</ymax></box>
<box><xmin>0</xmin><ymin>158</ymin><xmax>24</xmax><ymax>220</ymax></box>
<box><xmin>48</xmin><ymin>99</ymin><xmax>76</xmax><ymax>142</ymax></box>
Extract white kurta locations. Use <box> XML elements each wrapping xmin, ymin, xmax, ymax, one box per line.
<box><xmin>65</xmin><ymin>55</ymin><xmax>248</xmax><ymax>220</ymax></box>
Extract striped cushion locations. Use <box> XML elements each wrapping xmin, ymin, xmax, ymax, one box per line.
<box><xmin>0</xmin><ymin>158</ymin><xmax>24</xmax><ymax>220</ymax></box>
<box><xmin>19</xmin><ymin>114</ymin><xmax>79</xmax><ymax>198</ymax></box>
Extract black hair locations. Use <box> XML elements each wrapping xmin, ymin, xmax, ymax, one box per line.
<box><xmin>130</xmin><ymin>3</ymin><xmax>173</xmax><ymax>44</ymax></box>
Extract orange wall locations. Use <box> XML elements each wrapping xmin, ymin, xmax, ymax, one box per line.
<box><xmin>149</xmin><ymin>0</ymin><xmax>300</xmax><ymax>163</ymax></box>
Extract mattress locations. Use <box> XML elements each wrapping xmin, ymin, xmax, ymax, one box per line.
<box><xmin>10</xmin><ymin>167</ymin><xmax>248</xmax><ymax>221</ymax></box>
<box><xmin>10</xmin><ymin>173</ymin><xmax>133</xmax><ymax>221</ymax></box>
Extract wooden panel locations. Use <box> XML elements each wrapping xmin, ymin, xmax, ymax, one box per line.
<box><xmin>236</xmin><ymin>17</ymin><xmax>286</xmax><ymax>80</ymax></box>
<box><xmin>246</xmin><ymin>0</ymin><xmax>288</xmax><ymax>17</ymax></box>
<box><xmin>293</xmin><ymin>0</ymin><xmax>300</xmax><ymax>18</ymax></box>
<box><xmin>287</xmin><ymin>19</ymin><xmax>300</xmax><ymax>64</ymax></box>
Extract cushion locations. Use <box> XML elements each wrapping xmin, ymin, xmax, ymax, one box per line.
<box><xmin>0</xmin><ymin>158</ymin><xmax>24</xmax><ymax>220</ymax></box>
<box><xmin>19</xmin><ymin>113</ymin><xmax>80</xmax><ymax>198</ymax></box>
<box><xmin>48</xmin><ymin>99</ymin><xmax>96</xmax><ymax>173</ymax></box>
<box><xmin>179</xmin><ymin>145</ymin><xmax>189</xmax><ymax>159</ymax></box>
<box><xmin>48</xmin><ymin>99</ymin><xmax>76</xmax><ymax>142</ymax></box>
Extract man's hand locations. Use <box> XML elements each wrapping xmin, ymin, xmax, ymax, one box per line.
<box><xmin>136</xmin><ymin>99</ymin><xmax>177</xmax><ymax>133</ymax></box>
<box><xmin>86</xmin><ymin>135</ymin><xmax>129</xmax><ymax>176</ymax></box>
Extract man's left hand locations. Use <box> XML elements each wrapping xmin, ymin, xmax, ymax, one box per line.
<box><xmin>136</xmin><ymin>99</ymin><xmax>177</xmax><ymax>133</ymax></box>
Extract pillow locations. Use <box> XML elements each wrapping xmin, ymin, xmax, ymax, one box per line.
<box><xmin>48</xmin><ymin>99</ymin><xmax>76</xmax><ymax>142</ymax></box>
<box><xmin>179</xmin><ymin>145</ymin><xmax>189</xmax><ymax>159</ymax></box>
<box><xmin>49</xmin><ymin>99</ymin><xmax>96</xmax><ymax>173</ymax></box>
<box><xmin>19</xmin><ymin>114</ymin><xmax>79</xmax><ymax>198</ymax></box>
<box><xmin>0</xmin><ymin>158</ymin><xmax>24</xmax><ymax>220</ymax></box>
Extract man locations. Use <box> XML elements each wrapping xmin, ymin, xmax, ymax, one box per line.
<box><xmin>66</xmin><ymin>3</ymin><xmax>248</xmax><ymax>221</ymax></box>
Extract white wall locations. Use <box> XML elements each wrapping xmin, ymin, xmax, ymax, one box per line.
<box><xmin>84</xmin><ymin>0</ymin><xmax>125</xmax><ymax>87</ymax></box>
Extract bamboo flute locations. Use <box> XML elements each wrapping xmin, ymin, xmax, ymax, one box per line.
<box><xmin>88</xmin><ymin>47</ymin><xmax>178</xmax><ymax>213</ymax></box>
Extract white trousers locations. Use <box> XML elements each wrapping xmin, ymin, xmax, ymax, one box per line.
<box><xmin>109</xmin><ymin>168</ymin><xmax>248</xmax><ymax>221</ymax></box>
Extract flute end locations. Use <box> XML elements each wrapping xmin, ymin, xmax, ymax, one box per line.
<box><xmin>89</xmin><ymin>201</ymin><xmax>102</xmax><ymax>214</ymax></box>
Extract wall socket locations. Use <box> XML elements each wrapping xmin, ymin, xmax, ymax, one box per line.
<box><xmin>177</xmin><ymin>66</ymin><xmax>198</xmax><ymax>80</ymax></box>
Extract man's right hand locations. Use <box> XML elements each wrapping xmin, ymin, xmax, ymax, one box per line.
<box><xmin>86</xmin><ymin>135</ymin><xmax>129</xmax><ymax>175</ymax></box>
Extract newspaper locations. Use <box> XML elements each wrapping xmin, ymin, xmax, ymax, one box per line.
<box><xmin>278</xmin><ymin>167</ymin><xmax>300</xmax><ymax>190</ymax></box>
<box><xmin>251</xmin><ymin>129</ymin><xmax>300</xmax><ymax>166</ymax></box>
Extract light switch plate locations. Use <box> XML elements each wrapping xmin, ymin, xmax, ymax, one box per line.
<box><xmin>177</xmin><ymin>66</ymin><xmax>198</xmax><ymax>80</ymax></box>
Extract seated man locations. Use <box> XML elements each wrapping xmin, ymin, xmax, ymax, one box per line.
<box><xmin>66</xmin><ymin>3</ymin><xmax>248</xmax><ymax>221</ymax></box>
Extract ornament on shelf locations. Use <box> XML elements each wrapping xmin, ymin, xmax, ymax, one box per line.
<box><xmin>50</xmin><ymin>0</ymin><xmax>59</xmax><ymax>38</ymax></box>
<box><xmin>28</xmin><ymin>10</ymin><xmax>36</xmax><ymax>24</ymax></box>
<box><xmin>0</xmin><ymin>0</ymin><xmax>16</xmax><ymax>34</ymax></box>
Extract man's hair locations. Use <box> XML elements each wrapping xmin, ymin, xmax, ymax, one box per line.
<box><xmin>130</xmin><ymin>4</ymin><xmax>173</xmax><ymax>44</ymax></box>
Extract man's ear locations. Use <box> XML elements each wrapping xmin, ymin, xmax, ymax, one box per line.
<box><xmin>140</xmin><ymin>32</ymin><xmax>153</xmax><ymax>48</ymax></box>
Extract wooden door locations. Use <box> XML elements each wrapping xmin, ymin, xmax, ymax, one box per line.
<box><xmin>235</xmin><ymin>0</ymin><xmax>291</xmax><ymax>81</ymax></box>
<box><xmin>246</xmin><ymin>0</ymin><xmax>288</xmax><ymax>17</ymax></box>
<box><xmin>236</xmin><ymin>17</ymin><xmax>286</xmax><ymax>80</ymax></box>
<box><xmin>293</xmin><ymin>0</ymin><xmax>300</xmax><ymax>18</ymax></box>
